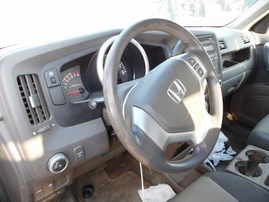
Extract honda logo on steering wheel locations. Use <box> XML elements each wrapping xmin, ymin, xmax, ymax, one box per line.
<box><xmin>167</xmin><ymin>79</ymin><xmax>186</xmax><ymax>103</ymax></box>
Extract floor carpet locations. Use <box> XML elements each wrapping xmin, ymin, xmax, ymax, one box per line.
<box><xmin>75</xmin><ymin>169</ymin><xmax>149</xmax><ymax>202</ymax></box>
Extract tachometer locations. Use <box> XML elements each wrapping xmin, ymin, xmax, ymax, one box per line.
<box><xmin>62</xmin><ymin>65</ymin><xmax>88</xmax><ymax>102</ymax></box>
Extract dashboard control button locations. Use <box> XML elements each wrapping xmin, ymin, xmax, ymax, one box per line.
<box><xmin>36</xmin><ymin>125</ymin><xmax>51</xmax><ymax>134</ymax></box>
<box><xmin>53</xmin><ymin>160</ymin><xmax>66</xmax><ymax>172</ymax></box>
<box><xmin>44</xmin><ymin>182</ymin><xmax>55</xmax><ymax>193</ymax></box>
<box><xmin>193</xmin><ymin>63</ymin><xmax>200</xmax><ymax>70</ymax></box>
<box><xmin>50</xmin><ymin>77</ymin><xmax>57</xmax><ymax>84</ymax></box>
<box><xmin>74</xmin><ymin>145</ymin><xmax>84</xmax><ymax>162</ymax></box>
<box><xmin>45</xmin><ymin>69</ymin><xmax>61</xmax><ymax>88</ymax></box>
<box><xmin>187</xmin><ymin>58</ymin><xmax>196</xmax><ymax>66</ymax></box>
<box><xmin>47</xmin><ymin>153</ymin><xmax>69</xmax><ymax>174</ymax></box>
<box><xmin>197</xmin><ymin>67</ymin><xmax>205</xmax><ymax>77</ymax></box>
<box><xmin>34</xmin><ymin>187</ymin><xmax>44</xmax><ymax>200</ymax></box>
<box><xmin>88</xmin><ymin>97</ymin><xmax>105</xmax><ymax>109</ymax></box>
<box><xmin>48</xmin><ymin>86</ymin><xmax>66</xmax><ymax>105</ymax></box>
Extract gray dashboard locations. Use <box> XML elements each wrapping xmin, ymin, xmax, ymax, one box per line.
<box><xmin>0</xmin><ymin>27</ymin><xmax>255</xmax><ymax>201</ymax></box>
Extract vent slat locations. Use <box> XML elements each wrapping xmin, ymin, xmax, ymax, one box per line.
<box><xmin>25</xmin><ymin>75</ymin><xmax>36</xmax><ymax>95</ymax></box>
<box><xmin>33</xmin><ymin>75</ymin><xmax>50</xmax><ymax>120</ymax></box>
<box><xmin>35</xmin><ymin>107</ymin><xmax>45</xmax><ymax>123</ymax></box>
<box><xmin>18</xmin><ymin>76</ymin><xmax>39</xmax><ymax>125</ymax></box>
<box><xmin>17</xmin><ymin>74</ymin><xmax>50</xmax><ymax>126</ymax></box>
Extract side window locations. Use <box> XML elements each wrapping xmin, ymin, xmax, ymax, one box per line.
<box><xmin>251</xmin><ymin>14</ymin><xmax>269</xmax><ymax>34</ymax></box>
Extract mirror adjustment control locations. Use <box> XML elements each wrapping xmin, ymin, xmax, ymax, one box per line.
<box><xmin>47</xmin><ymin>153</ymin><xmax>69</xmax><ymax>174</ymax></box>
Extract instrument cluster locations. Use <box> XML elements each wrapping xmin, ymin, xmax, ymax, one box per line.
<box><xmin>60</xmin><ymin>37</ymin><xmax>151</xmax><ymax>103</ymax></box>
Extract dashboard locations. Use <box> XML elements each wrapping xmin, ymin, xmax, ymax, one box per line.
<box><xmin>0</xmin><ymin>28</ymin><xmax>255</xmax><ymax>201</ymax></box>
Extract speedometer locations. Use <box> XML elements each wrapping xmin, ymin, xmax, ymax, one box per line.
<box><xmin>62</xmin><ymin>65</ymin><xmax>89</xmax><ymax>102</ymax></box>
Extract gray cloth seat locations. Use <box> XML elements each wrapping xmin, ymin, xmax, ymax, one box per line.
<box><xmin>170</xmin><ymin>171</ymin><xmax>269</xmax><ymax>202</ymax></box>
<box><xmin>248</xmin><ymin>114</ymin><xmax>269</xmax><ymax>151</ymax></box>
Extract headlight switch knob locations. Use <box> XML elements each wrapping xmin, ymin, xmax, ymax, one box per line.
<box><xmin>47</xmin><ymin>153</ymin><xmax>69</xmax><ymax>174</ymax></box>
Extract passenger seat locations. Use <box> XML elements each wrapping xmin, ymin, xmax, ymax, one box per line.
<box><xmin>248</xmin><ymin>114</ymin><xmax>269</xmax><ymax>151</ymax></box>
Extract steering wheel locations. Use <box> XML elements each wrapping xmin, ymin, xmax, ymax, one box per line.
<box><xmin>103</xmin><ymin>19</ymin><xmax>223</xmax><ymax>173</ymax></box>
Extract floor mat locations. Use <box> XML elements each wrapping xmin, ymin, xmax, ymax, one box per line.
<box><xmin>52</xmin><ymin>186</ymin><xmax>77</xmax><ymax>202</ymax></box>
<box><xmin>76</xmin><ymin>169</ymin><xmax>150</xmax><ymax>202</ymax></box>
<box><xmin>105</xmin><ymin>152</ymin><xmax>166</xmax><ymax>185</ymax></box>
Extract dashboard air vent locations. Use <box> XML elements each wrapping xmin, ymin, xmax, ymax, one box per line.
<box><xmin>17</xmin><ymin>74</ymin><xmax>50</xmax><ymax>125</ymax></box>
<box><xmin>218</xmin><ymin>40</ymin><xmax>227</xmax><ymax>50</ymax></box>
<box><xmin>240</xmin><ymin>35</ymin><xmax>250</xmax><ymax>44</ymax></box>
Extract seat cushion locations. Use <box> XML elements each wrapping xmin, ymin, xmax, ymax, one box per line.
<box><xmin>248</xmin><ymin>114</ymin><xmax>269</xmax><ymax>150</ymax></box>
<box><xmin>169</xmin><ymin>171</ymin><xmax>269</xmax><ymax>202</ymax></box>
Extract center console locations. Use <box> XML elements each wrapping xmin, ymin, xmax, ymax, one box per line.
<box><xmin>226</xmin><ymin>145</ymin><xmax>269</xmax><ymax>190</ymax></box>
<box><xmin>197</xmin><ymin>35</ymin><xmax>221</xmax><ymax>77</ymax></box>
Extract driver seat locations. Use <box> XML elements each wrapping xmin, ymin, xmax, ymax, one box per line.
<box><xmin>170</xmin><ymin>171</ymin><xmax>269</xmax><ymax>202</ymax></box>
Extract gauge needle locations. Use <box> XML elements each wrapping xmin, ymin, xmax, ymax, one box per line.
<box><xmin>66</xmin><ymin>89</ymin><xmax>81</xmax><ymax>96</ymax></box>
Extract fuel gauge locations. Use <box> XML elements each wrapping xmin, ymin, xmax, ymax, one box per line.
<box><xmin>62</xmin><ymin>65</ymin><xmax>88</xmax><ymax>102</ymax></box>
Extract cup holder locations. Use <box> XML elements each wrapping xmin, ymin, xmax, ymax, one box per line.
<box><xmin>246</xmin><ymin>150</ymin><xmax>269</xmax><ymax>163</ymax></box>
<box><xmin>235</xmin><ymin>150</ymin><xmax>269</xmax><ymax>177</ymax></box>
<box><xmin>235</xmin><ymin>161</ymin><xmax>262</xmax><ymax>177</ymax></box>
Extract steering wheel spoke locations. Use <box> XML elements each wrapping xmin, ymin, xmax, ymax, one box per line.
<box><xmin>116</xmin><ymin>80</ymin><xmax>139</xmax><ymax>108</ymax></box>
<box><xmin>132</xmin><ymin>105</ymin><xmax>212</xmax><ymax>150</ymax></box>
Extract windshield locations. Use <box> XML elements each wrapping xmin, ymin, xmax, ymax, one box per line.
<box><xmin>1</xmin><ymin>0</ymin><xmax>258</xmax><ymax>48</ymax></box>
